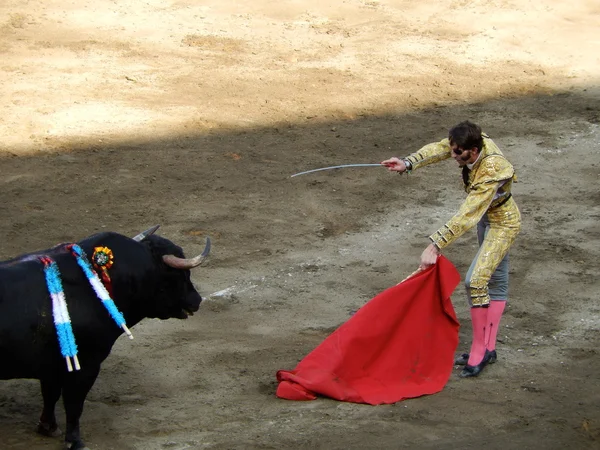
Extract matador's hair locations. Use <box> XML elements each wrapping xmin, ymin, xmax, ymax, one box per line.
<box><xmin>449</xmin><ymin>121</ymin><xmax>484</xmax><ymax>151</ymax></box>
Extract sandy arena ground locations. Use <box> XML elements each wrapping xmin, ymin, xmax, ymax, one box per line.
<box><xmin>0</xmin><ymin>1</ymin><xmax>599</xmax><ymax>449</ymax></box>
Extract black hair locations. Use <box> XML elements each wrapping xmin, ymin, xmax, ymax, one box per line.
<box><xmin>449</xmin><ymin>121</ymin><xmax>483</xmax><ymax>151</ymax></box>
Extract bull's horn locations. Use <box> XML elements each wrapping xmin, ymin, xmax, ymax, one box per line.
<box><xmin>162</xmin><ymin>237</ymin><xmax>211</xmax><ymax>269</ymax></box>
<box><xmin>132</xmin><ymin>225</ymin><xmax>160</xmax><ymax>242</ymax></box>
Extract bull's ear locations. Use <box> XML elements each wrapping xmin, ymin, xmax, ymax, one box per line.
<box><xmin>132</xmin><ymin>224</ymin><xmax>160</xmax><ymax>242</ymax></box>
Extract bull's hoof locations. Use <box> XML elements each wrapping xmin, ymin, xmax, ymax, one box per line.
<box><xmin>64</xmin><ymin>441</ymin><xmax>90</xmax><ymax>450</ymax></box>
<box><xmin>36</xmin><ymin>421</ymin><xmax>62</xmax><ymax>438</ymax></box>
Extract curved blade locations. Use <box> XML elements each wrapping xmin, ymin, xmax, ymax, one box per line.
<box><xmin>291</xmin><ymin>164</ymin><xmax>383</xmax><ymax>178</ymax></box>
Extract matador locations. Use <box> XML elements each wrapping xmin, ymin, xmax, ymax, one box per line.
<box><xmin>382</xmin><ymin>120</ymin><xmax>521</xmax><ymax>378</ymax></box>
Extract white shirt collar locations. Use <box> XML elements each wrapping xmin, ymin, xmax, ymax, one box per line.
<box><xmin>467</xmin><ymin>152</ymin><xmax>482</xmax><ymax>170</ymax></box>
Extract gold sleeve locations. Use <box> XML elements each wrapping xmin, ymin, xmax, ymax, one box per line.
<box><xmin>405</xmin><ymin>138</ymin><xmax>452</xmax><ymax>170</ymax></box>
<box><xmin>428</xmin><ymin>153</ymin><xmax>515</xmax><ymax>249</ymax></box>
<box><xmin>429</xmin><ymin>153</ymin><xmax>515</xmax><ymax>248</ymax></box>
<box><xmin>429</xmin><ymin>181</ymin><xmax>498</xmax><ymax>249</ymax></box>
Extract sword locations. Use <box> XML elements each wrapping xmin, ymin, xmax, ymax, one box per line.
<box><xmin>291</xmin><ymin>163</ymin><xmax>383</xmax><ymax>178</ymax></box>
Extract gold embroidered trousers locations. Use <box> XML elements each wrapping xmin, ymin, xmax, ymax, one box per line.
<box><xmin>464</xmin><ymin>196</ymin><xmax>521</xmax><ymax>307</ymax></box>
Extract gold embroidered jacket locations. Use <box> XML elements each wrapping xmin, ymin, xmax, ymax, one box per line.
<box><xmin>404</xmin><ymin>136</ymin><xmax>517</xmax><ymax>249</ymax></box>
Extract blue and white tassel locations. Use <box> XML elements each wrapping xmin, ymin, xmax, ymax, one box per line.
<box><xmin>41</xmin><ymin>257</ymin><xmax>81</xmax><ymax>372</ymax></box>
<box><xmin>69</xmin><ymin>244</ymin><xmax>133</xmax><ymax>340</ymax></box>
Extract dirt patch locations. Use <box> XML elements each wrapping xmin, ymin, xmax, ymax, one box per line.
<box><xmin>0</xmin><ymin>1</ymin><xmax>599</xmax><ymax>449</ymax></box>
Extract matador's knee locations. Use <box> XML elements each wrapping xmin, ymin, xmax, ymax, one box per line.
<box><xmin>465</xmin><ymin>278</ymin><xmax>491</xmax><ymax>307</ymax></box>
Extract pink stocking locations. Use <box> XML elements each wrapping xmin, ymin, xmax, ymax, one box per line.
<box><xmin>467</xmin><ymin>307</ymin><xmax>488</xmax><ymax>366</ymax></box>
<box><xmin>485</xmin><ymin>300</ymin><xmax>506</xmax><ymax>351</ymax></box>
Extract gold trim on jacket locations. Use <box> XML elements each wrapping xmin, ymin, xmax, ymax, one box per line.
<box><xmin>404</xmin><ymin>136</ymin><xmax>517</xmax><ymax>250</ymax></box>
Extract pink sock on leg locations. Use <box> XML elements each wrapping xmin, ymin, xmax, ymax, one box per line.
<box><xmin>485</xmin><ymin>300</ymin><xmax>506</xmax><ymax>352</ymax></box>
<box><xmin>467</xmin><ymin>307</ymin><xmax>488</xmax><ymax>366</ymax></box>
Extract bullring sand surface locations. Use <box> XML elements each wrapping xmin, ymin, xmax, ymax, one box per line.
<box><xmin>0</xmin><ymin>1</ymin><xmax>599</xmax><ymax>449</ymax></box>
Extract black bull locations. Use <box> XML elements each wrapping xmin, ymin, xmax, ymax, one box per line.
<box><xmin>0</xmin><ymin>227</ymin><xmax>210</xmax><ymax>450</ymax></box>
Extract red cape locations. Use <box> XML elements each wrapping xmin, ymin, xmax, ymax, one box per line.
<box><xmin>276</xmin><ymin>256</ymin><xmax>461</xmax><ymax>405</ymax></box>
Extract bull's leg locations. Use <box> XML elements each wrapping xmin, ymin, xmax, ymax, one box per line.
<box><xmin>37</xmin><ymin>376</ymin><xmax>63</xmax><ymax>437</ymax></box>
<box><xmin>61</xmin><ymin>365</ymin><xmax>100</xmax><ymax>450</ymax></box>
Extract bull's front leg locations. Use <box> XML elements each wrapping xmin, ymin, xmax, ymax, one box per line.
<box><xmin>62</xmin><ymin>365</ymin><xmax>100</xmax><ymax>450</ymax></box>
<box><xmin>37</xmin><ymin>376</ymin><xmax>62</xmax><ymax>437</ymax></box>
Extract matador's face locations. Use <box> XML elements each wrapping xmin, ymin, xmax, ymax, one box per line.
<box><xmin>451</xmin><ymin>143</ymin><xmax>479</xmax><ymax>166</ymax></box>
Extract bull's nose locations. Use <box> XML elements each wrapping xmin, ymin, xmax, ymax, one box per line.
<box><xmin>187</xmin><ymin>291</ymin><xmax>202</xmax><ymax>312</ymax></box>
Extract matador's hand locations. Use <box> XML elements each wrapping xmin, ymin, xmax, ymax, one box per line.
<box><xmin>381</xmin><ymin>157</ymin><xmax>407</xmax><ymax>173</ymax></box>
<box><xmin>419</xmin><ymin>243</ymin><xmax>440</xmax><ymax>270</ymax></box>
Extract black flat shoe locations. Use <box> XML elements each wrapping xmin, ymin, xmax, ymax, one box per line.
<box><xmin>459</xmin><ymin>351</ymin><xmax>492</xmax><ymax>378</ymax></box>
<box><xmin>454</xmin><ymin>353</ymin><xmax>469</xmax><ymax>365</ymax></box>
<box><xmin>455</xmin><ymin>350</ymin><xmax>497</xmax><ymax>366</ymax></box>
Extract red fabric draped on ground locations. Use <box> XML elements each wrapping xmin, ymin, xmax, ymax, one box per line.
<box><xmin>276</xmin><ymin>256</ymin><xmax>461</xmax><ymax>405</ymax></box>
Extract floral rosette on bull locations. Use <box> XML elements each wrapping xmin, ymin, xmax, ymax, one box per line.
<box><xmin>92</xmin><ymin>246</ymin><xmax>114</xmax><ymax>295</ymax></box>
